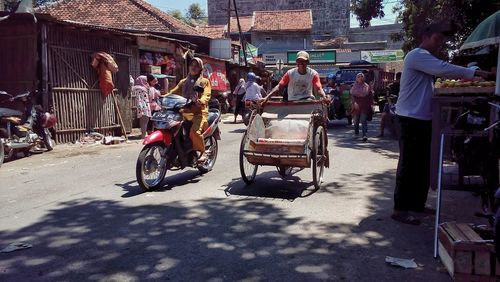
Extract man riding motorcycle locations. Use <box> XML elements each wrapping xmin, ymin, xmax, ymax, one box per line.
<box><xmin>162</xmin><ymin>57</ymin><xmax>211</xmax><ymax>162</ymax></box>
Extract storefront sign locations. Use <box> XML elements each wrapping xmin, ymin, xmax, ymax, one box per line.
<box><xmin>202</xmin><ymin>57</ymin><xmax>229</xmax><ymax>92</ymax></box>
<box><xmin>287</xmin><ymin>50</ymin><xmax>336</xmax><ymax>64</ymax></box>
<box><xmin>360</xmin><ymin>50</ymin><xmax>404</xmax><ymax>63</ymax></box>
<box><xmin>263</xmin><ymin>53</ymin><xmax>287</xmax><ymax>65</ymax></box>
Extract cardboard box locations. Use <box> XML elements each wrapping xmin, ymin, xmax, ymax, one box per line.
<box><xmin>438</xmin><ymin>222</ymin><xmax>500</xmax><ymax>281</ymax></box>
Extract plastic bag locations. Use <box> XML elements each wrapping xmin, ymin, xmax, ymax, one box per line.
<box><xmin>265</xmin><ymin>119</ymin><xmax>309</xmax><ymax>140</ymax></box>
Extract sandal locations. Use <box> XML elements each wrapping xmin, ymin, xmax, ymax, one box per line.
<box><xmin>391</xmin><ymin>213</ymin><xmax>421</xmax><ymax>225</ymax></box>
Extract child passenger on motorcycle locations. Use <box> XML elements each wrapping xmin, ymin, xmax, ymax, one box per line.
<box><xmin>243</xmin><ymin>72</ymin><xmax>264</xmax><ymax>103</ymax></box>
<box><xmin>162</xmin><ymin>57</ymin><xmax>211</xmax><ymax>162</ymax></box>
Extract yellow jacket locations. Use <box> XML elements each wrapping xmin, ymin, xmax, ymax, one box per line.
<box><xmin>165</xmin><ymin>77</ymin><xmax>211</xmax><ymax>115</ymax></box>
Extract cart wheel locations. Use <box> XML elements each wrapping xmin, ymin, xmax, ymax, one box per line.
<box><xmin>239</xmin><ymin>132</ymin><xmax>257</xmax><ymax>184</ymax></box>
<box><xmin>312</xmin><ymin>126</ymin><xmax>326</xmax><ymax>189</ymax></box>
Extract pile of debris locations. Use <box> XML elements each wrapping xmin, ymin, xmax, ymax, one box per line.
<box><xmin>76</xmin><ymin>132</ymin><xmax>127</xmax><ymax>145</ymax></box>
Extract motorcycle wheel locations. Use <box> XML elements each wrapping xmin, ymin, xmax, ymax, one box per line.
<box><xmin>136</xmin><ymin>142</ymin><xmax>169</xmax><ymax>191</ymax></box>
<box><xmin>44</xmin><ymin>128</ymin><xmax>54</xmax><ymax>151</ymax></box>
<box><xmin>0</xmin><ymin>139</ymin><xmax>4</xmax><ymax>167</ymax></box>
<box><xmin>198</xmin><ymin>135</ymin><xmax>218</xmax><ymax>174</ymax></box>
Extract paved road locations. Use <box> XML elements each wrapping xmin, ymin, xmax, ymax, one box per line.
<box><xmin>0</xmin><ymin>116</ymin><xmax>453</xmax><ymax>281</ymax></box>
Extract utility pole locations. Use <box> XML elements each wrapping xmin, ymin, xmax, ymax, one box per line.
<box><xmin>232</xmin><ymin>0</ymin><xmax>247</xmax><ymax>66</ymax></box>
<box><xmin>226</xmin><ymin>0</ymin><xmax>231</xmax><ymax>39</ymax></box>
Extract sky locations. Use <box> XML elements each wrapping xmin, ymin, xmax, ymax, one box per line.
<box><xmin>146</xmin><ymin>0</ymin><xmax>398</xmax><ymax>28</ymax></box>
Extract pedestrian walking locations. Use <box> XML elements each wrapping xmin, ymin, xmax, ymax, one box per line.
<box><xmin>392</xmin><ymin>22</ymin><xmax>493</xmax><ymax>225</ymax></box>
<box><xmin>233</xmin><ymin>78</ymin><xmax>246</xmax><ymax>123</ymax></box>
<box><xmin>147</xmin><ymin>74</ymin><xmax>161</xmax><ymax>133</ymax></box>
<box><xmin>350</xmin><ymin>73</ymin><xmax>373</xmax><ymax>142</ymax></box>
<box><xmin>134</xmin><ymin>75</ymin><xmax>153</xmax><ymax>139</ymax></box>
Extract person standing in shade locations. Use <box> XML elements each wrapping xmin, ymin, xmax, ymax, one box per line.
<box><xmin>350</xmin><ymin>73</ymin><xmax>373</xmax><ymax>142</ymax></box>
<box><xmin>392</xmin><ymin>23</ymin><xmax>493</xmax><ymax>225</ymax></box>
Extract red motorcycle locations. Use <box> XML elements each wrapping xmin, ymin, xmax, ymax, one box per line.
<box><xmin>135</xmin><ymin>94</ymin><xmax>221</xmax><ymax>191</ymax></box>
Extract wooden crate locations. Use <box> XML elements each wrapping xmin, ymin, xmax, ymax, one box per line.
<box><xmin>438</xmin><ymin>222</ymin><xmax>500</xmax><ymax>281</ymax></box>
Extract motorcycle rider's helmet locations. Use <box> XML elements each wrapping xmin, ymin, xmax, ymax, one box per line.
<box><xmin>41</xmin><ymin>113</ymin><xmax>57</xmax><ymax>128</ymax></box>
<box><xmin>247</xmin><ymin>72</ymin><xmax>256</xmax><ymax>82</ymax></box>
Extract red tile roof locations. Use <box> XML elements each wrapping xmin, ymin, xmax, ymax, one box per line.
<box><xmin>37</xmin><ymin>0</ymin><xmax>200</xmax><ymax>35</ymax></box>
<box><xmin>196</xmin><ymin>25</ymin><xmax>226</xmax><ymax>39</ymax></box>
<box><xmin>229</xmin><ymin>16</ymin><xmax>253</xmax><ymax>33</ymax></box>
<box><xmin>252</xmin><ymin>9</ymin><xmax>312</xmax><ymax>32</ymax></box>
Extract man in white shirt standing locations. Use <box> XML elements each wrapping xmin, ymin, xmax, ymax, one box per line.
<box><xmin>265</xmin><ymin>51</ymin><xmax>328</xmax><ymax>102</ymax></box>
<box><xmin>392</xmin><ymin>23</ymin><xmax>493</xmax><ymax>225</ymax></box>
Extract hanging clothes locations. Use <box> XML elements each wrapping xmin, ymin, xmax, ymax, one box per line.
<box><xmin>91</xmin><ymin>52</ymin><xmax>119</xmax><ymax>97</ymax></box>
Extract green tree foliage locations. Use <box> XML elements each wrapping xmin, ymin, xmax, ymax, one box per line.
<box><xmin>350</xmin><ymin>0</ymin><xmax>385</xmax><ymax>28</ymax></box>
<box><xmin>352</xmin><ymin>0</ymin><xmax>500</xmax><ymax>53</ymax></box>
<box><xmin>184</xmin><ymin>3</ymin><xmax>207</xmax><ymax>26</ymax></box>
<box><xmin>185</xmin><ymin>3</ymin><xmax>205</xmax><ymax>21</ymax></box>
<box><xmin>169</xmin><ymin>9</ymin><xmax>184</xmax><ymax>21</ymax></box>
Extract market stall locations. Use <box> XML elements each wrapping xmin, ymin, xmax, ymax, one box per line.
<box><xmin>431</xmin><ymin>12</ymin><xmax>500</xmax><ymax>277</ymax></box>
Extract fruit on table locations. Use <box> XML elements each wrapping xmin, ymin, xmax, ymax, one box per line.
<box><xmin>435</xmin><ymin>78</ymin><xmax>496</xmax><ymax>88</ymax></box>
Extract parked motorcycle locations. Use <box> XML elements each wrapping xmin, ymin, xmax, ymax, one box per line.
<box><xmin>0</xmin><ymin>91</ymin><xmax>56</xmax><ymax>167</ymax></box>
<box><xmin>135</xmin><ymin>93</ymin><xmax>221</xmax><ymax>191</ymax></box>
<box><xmin>459</xmin><ymin>97</ymin><xmax>500</xmax><ymax>262</ymax></box>
<box><xmin>324</xmin><ymin>87</ymin><xmax>352</xmax><ymax>125</ymax></box>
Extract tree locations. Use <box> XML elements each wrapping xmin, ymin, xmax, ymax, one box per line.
<box><xmin>184</xmin><ymin>3</ymin><xmax>207</xmax><ymax>26</ymax></box>
<box><xmin>350</xmin><ymin>0</ymin><xmax>384</xmax><ymax>28</ymax></box>
<box><xmin>169</xmin><ymin>9</ymin><xmax>184</xmax><ymax>21</ymax></box>
<box><xmin>185</xmin><ymin>3</ymin><xmax>205</xmax><ymax>21</ymax></box>
<box><xmin>352</xmin><ymin>0</ymin><xmax>500</xmax><ymax>53</ymax></box>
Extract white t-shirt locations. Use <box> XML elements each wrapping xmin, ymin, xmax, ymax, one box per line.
<box><xmin>243</xmin><ymin>82</ymin><xmax>263</xmax><ymax>101</ymax></box>
<box><xmin>280</xmin><ymin>68</ymin><xmax>322</xmax><ymax>101</ymax></box>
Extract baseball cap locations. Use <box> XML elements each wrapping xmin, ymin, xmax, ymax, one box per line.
<box><xmin>296</xmin><ymin>51</ymin><xmax>309</xmax><ymax>61</ymax></box>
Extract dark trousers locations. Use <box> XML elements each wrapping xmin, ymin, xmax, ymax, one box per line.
<box><xmin>234</xmin><ymin>94</ymin><xmax>244</xmax><ymax>117</ymax></box>
<box><xmin>394</xmin><ymin>115</ymin><xmax>432</xmax><ymax>212</ymax></box>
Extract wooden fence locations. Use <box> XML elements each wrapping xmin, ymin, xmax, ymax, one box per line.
<box><xmin>46</xmin><ymin>24</ymin><xmax>136</xmax><ymax>143</ymax></box>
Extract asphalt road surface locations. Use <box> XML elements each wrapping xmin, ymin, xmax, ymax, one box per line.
<box><xmin>0</xmin><ymin>116</ymin><xmax>462</xmax><ymax>281</ymax></box>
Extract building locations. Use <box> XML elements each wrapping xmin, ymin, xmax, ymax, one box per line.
<box><xmin>348</xmin><ymin>23</ymin><xmax>403</xmax><ymax>50</ymax></box>
<box><xmin>208</xmin><ymin>0</ymin><xmax>350</xmax><ymax>39</ymax></box>
<box><xmin>251</xmin><ymin>9</ymin><xmax>313</xmax><ymax>54</ymax></box>
<box><xmin>37</xmin><ymin>0</ymin><xmax>199</xmax><ymax>34</ymax></box>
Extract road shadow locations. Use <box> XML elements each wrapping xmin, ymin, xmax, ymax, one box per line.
<box><xmin>115</xmin><ymin>170</ymin><xmax>202</xmax><ymax>197</ymax></box>
<box><xmin>224</xmin><ymin>170</ymin><xmax>329</xmax><ymax>201</ymax></box>
<box><xmin>327</xmin><ymin>114</ymin><xmax>399</xmax><ymax>160</ymax></box>
<box><xmin>0</xmin><ymin>179</ymin><xmax>450</xmax><ymax>281</ymax></box>
<box><xmin>227</xmin><ymin>128</ymin><xmax>246</xmax><ymax>134</ymax></box>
